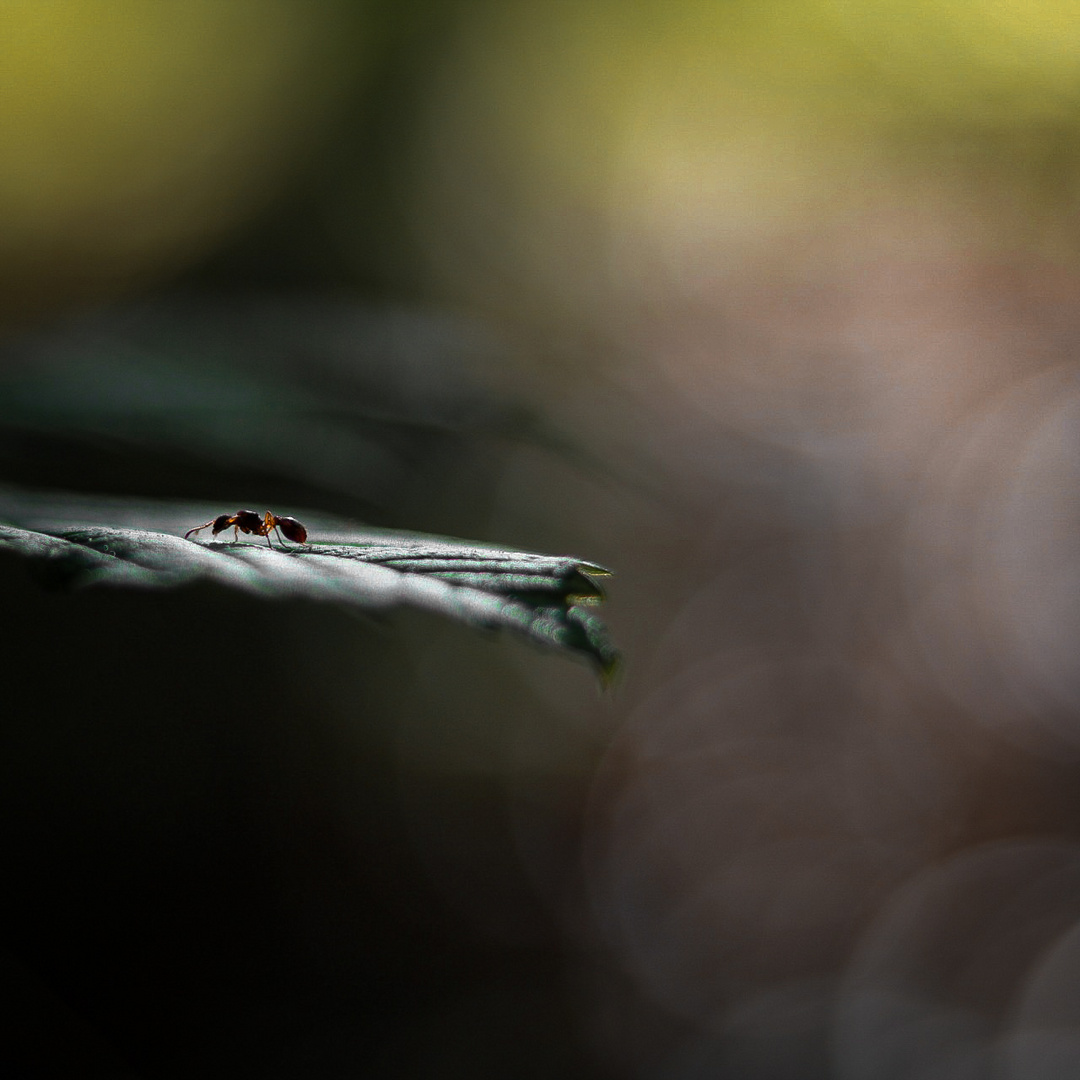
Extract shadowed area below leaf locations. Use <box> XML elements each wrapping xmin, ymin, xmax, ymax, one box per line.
<box><xmin>0</xmin><ymin>486</ymin><xmax>618</xmax><ymax>677</ymax></box>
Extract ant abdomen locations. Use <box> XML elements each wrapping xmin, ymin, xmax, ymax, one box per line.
<box><xmin>275</xmin><ymin>516</ymin><xmax>308</xmax><ymax>544</ymax></box>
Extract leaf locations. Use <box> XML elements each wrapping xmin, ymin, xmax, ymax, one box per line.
<box><xmin>0</xmin><ymin>488</ymin><xmax>619</xmax><ymax>679</ymax></box>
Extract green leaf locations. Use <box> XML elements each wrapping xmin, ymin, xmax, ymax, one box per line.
<box><xmin>0</xmin><ymin>488</ymin><xmax>618</xmax><ymax>678</ymax></box>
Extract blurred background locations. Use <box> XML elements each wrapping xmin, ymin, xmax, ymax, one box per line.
<box><xmin>2</xmin><ymin>1</ymin><xmax>1080</xmax><ymax>1076</ymax></box>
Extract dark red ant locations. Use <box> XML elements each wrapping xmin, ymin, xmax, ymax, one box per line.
<box><xmin>184</xmin><ymin>510</ymin><xmax>308</xmax><ymax>549</ymax></box>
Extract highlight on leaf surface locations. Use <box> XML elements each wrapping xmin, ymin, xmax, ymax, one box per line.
<box><xmin>0</xmin><ymin>488</ymin><xmax>618</xmax><ymax>678</ymax></box>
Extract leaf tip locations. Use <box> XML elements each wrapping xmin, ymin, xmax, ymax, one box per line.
<box><xmin>578</xmin><ymin>561</ymin><xmax>613</xmax><ymax>577</ymax></box>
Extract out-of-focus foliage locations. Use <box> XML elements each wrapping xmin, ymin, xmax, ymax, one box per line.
<box><xmin>401</xmin><ymin>0</ymin><xmax>1080</xmax><ymax>330</ymax></box>
<box><xmin>0</xmin><ymin>0</ymin><xmax>370</xmax><ymax>320</ymax></box>
<box><xmin>0</xmin><ymin>296</ymin><xmax>513</xmax><ymax>511</ymax></box>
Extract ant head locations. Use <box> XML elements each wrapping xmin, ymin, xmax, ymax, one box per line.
<box><xmin>210</xmin><ymin>514</ymin><xmax>234</xmax><ymax>535</ymax></box>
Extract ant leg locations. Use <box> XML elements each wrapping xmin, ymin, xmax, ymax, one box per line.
<box><xmin>261</xmin><ymin>512</ymin><xmax>279</xmax><ymax>549</ymax></box>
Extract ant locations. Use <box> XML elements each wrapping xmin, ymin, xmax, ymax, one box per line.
<box><xmin>184</xmin><ymin>510</ymin><xmax>308</xmax><ymax>549</ymax></box>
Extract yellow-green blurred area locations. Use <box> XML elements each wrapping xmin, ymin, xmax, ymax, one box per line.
<box><xmin>0</xmin><ymin>0</ymin><xmax>368</xmax><ymax>318</ymax></box>
<box><xmin>6</xmin><ymin>2</ymin><xmax>1080</xmax><ymax>1077</ymax></box>
<box><xmin>4</xmin><ymin>0</ymin><xmax>1080</xmax><ymax>321</ymax></box>
<box><xmin>404</xmin><ymin>0</ymin><xmax>1080</xmax><ymax>328</ymax></box>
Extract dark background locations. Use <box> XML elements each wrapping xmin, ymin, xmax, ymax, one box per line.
<box><xmin>3</xmin><ymin>3</ymin><xmax>1080</xmax><ymax>1077</ymax></box>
